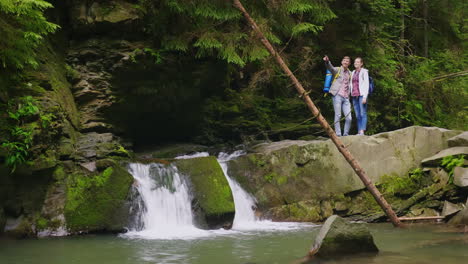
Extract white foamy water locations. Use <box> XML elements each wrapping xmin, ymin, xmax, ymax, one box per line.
<box><xmin>124</xmin><ymin>163</ymin><xmax>214</xmax><ymax>239</ymax></box>
<box><xmin>174</xmin><ymin>152</ymin><xmax>209</xmax><ymax>159</ymax></box>
<box><xmin>218</xmin><ymin>151</ymin><xmax>306</xmax><ymax>231</ymax></box>
<box><xmin>123</xmin><ymin>152</ymin><xmax>310</xmax><ymax>240</ymax></box>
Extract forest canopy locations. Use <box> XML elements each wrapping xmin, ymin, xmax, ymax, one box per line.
<box><xmin>0</xmin><ymin>0</ymin><xmax>467</xmax><ymax>146</ymax></box>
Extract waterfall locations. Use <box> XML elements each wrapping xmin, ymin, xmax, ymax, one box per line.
<box><xmin>125</xmin><ymin>163</ymin><xmax>208</xmax><ymax>239</ymax></box>
<box><xmin>218</xmin><ymin>151</ymin><xmax>304</xmax><ymax>231</ymax></box>
<box><xmin>218</xmin><ymin>151</ymin><xmax>259</xmax><ymax>229</ymax></box>
<box><xmin>123</xmin><ymin>152</ymin><xmax>304</xmax><ymax>240</ymax></box>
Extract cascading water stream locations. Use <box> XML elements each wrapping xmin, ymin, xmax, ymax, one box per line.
<box><xmin>217</xmin><ymin>151</ymin><xmax>259</xmax><ymax>229</ymax></box>
<box><xmin>123</xmin><ymin>152</ymin><xmax>305</xmax><ymax>240</ymax></box>
<box><xmin>124</xmin><ymin>163</ymin><xmax>207</xmax><ymax>239</ymax></box>
<box><xmin>218</xmin><ymin>151</ymin><xmax>307</xmax><ymax>230</ymax></box>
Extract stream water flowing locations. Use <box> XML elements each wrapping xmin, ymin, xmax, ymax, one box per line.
<box><xmin>2</xmin><ymin>224</ymin><xmax>467</xmax><ymax>264</ymax></box>
<box><xmin>123</xmin><ymin>152</ymin><xmax>301</xmax><ymax>240</ymax></box>
<box><xmin>124</xmin><ymin>163</ymin><xmax>210</xmax><ymax>239</ymax></box>
<box><xmin>5</xmin><ymin>152</ymin><xmax>464</xmax><ymax>264</ymax></box>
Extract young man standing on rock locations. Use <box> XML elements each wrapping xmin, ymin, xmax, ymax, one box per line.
<box><xmin>323</xmin><ymin>55</ymin><xmax>352</xmax><ymax>137</ymax></box>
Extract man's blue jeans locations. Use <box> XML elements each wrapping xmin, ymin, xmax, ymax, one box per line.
<box><xmin>332</xmin><ymin>95</ymin><xmax>352</xmax><ymax>136</ymax></box>
<box><xmin>352</xmin><ymin>96</ymin><xmax>368</xmax><ymax>132</ymax></box>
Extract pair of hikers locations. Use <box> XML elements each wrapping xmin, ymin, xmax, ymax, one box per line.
<box><xmin>323</xmin><ymin>55</ymin><xmax>369</xmax><ymax>136</ymax></box>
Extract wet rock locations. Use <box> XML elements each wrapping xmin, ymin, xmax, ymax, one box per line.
<box><xmin>447</xmin><ymin>132</ymin><xmax>468</xmax><ymax>147</ymax></box>
<box><xmin>448</xmin><ymin>199</ymin><xmax>468</xmax><ymax>226</ymax></box>
<box><xmin>80</xmin><ymin>161</ymin><xmax>97</xmax><ymax>172</ymax></box>
<box><xmin>310</xmin><ymin>215</ymin><xmax>378</xmax><ymax>258</ymax></box>
<box><xmin>75</xmin><ymin>132</ymin><xmax>128</xmax><ymax>161</ymax></box>
<box><xmin>421</xmin><ymin>147</ymin><xmax>468</xmax><ymax>167</ymax></box>
<box><xmin>37</xmin><ymin>183</ymin><xmax>68</xmax><ymax>237</ymax></box>
<box><xmin>442</xmin><ymin>201</ymin><xmax>464</xmax><ymax>217</ymax></box>
<box><xmin>4</xmin><ymin>215</ymin><xmax>35</xmax><ymax>238</ymax></box>
<box><xmin>453</xmin><ymin>167</ymin><xmax>468</xmax><ymax>188</ymax></box>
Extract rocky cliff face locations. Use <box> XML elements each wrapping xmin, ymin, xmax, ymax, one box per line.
<box><xmin>0</xmin><ymin>0</ymin><xmax>143</xmax><ymax>237</ymax></box>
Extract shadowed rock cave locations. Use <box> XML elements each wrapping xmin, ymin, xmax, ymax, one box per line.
<box><xmin>106</xmin><ymin>56</ymin><xmax>230</xmax><ymax>149</ymax></box>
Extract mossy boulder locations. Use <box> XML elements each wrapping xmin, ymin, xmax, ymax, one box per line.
<box><xmin>311</xmin><ymin>215</ymin><xmax>378</xmax><ymax>258</ymax></box>
<box><xmin>227</xmin><ymin>126</ymin><xmax>461</xmax><ymax>219</ymax></box>
<box><xmin>64</xmin><ymin>160</ymin><xmax>133</xmax><ymax>233</ymax></box>
<box><xmin>174</xmin><ymin>156</ymin><xmax>235</xmax><ymax>229</ymax></box>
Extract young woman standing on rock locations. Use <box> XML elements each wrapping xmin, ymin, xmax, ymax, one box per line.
<box><xmin>350</xmin><ymin>57</ymin><xmax>369</xmax><ymax>135</ymax></box>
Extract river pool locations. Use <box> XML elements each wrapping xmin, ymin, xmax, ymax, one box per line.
<box><xmin>1</xmin><ymin>223</ymin><xmax>467</xmax><ymax>264</ymax></box>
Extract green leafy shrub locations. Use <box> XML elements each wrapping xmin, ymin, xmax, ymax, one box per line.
<box><xmin>440</xmin><ymin>155</ymin><xmax>465</xmax><ymax>184</ymax></box>
<box><xmin>1</xmin><ymin>96</ymin><xmax>40</xmax><ymax>171</ymax></box>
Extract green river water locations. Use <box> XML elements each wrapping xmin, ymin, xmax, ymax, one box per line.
<box><xmin>1</xmin><ymin>223</ymin><xmax>467</xmax><ymax>264</ymax></box>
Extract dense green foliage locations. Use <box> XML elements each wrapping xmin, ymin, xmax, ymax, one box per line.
<box><xmin>1</xmin><ymin>96</ymin><xmax>39</xmax><ymax>171</ymax></box>
<box><xmin>127</xmin><ymin>0</ymin><xmax>466</xmax><ymax>144</ymax></box>
<box><xmin>0</xmin><ymin>0</ymin><xmax>466</xmax><ymax>147</ymax></box>
<box><xmin>0</xmin><ymin>0</ymin><xmax>58</xmax><ymax>70</ymax></box>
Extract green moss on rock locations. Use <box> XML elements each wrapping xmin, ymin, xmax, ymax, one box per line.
<box><xmin>175</xmin><ymin>157</ymin><xmax>234</xmax><ymax>216</ymax></box>
<box><xmin>36</xmin><ymin>217</ymin><xmax>49</xmax><ymax>230</ymax></box>
<box><xmin>64</xmin><ymin>161</ymin><xmax>133</xmax><ymax>233</ymax></box>
<box><xmin>266</xmin><ymin>200</ymin><xmax>323</xmax><ymax>222</ymax></box>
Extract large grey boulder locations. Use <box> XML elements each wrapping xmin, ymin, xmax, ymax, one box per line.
<box><xmin>421</xmin><ymin>147</ymin><xmax>468</xmax><ymax>167</ymax></box>
<box><xmin>310</xmin><ymin>215</ymin><xmax>378</xmax><ymax>258</ymax></box>
<box><xmin>227</xmin><ymin>126</ymin><xmax>461</xmax><ymax>210</ymax></box>
<box><xmin>448</xmin><ymin>132</ymin><xmax>468</xmax><ymax>147</ymax></box>
<box><xmin>453</xmin><ymin>167</ymin><xmax>468</xmax><ymax>188</ymax></box>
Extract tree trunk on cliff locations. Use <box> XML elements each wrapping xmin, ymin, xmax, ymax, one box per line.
<box><xmin>423</xmin><ymin>0</ymin><xmax>429</xmax><ymax>57</ymax></box>
<box><xmin>232</xmin><ymin>0</ymin><xmax>402</xmax><ymax>227</ymax></box>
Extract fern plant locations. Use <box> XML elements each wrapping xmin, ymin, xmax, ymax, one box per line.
<box><xmin>138</xmin><ymin>0</ymin><xmax>335</xmax><ymax>67</ymax></box>
<box><xmin>1</xmin><ymin>96</ymin><xmax>39</xmax><ymax>172</ymax></box>
<box><xmin>0</xmin><ymin>0</ymin><xmax>59</xmax><ymax>70</ymax></box>
<box><xmin>440</xmin><ymin>155</ymin><xmax>465</xmax><ymax>184</ymax></box>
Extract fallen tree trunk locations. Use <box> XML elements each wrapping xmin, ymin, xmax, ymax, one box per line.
<box><xmin>398</xmin><ymin>216</ymin><xmax>445</xmax><ymax>221</ymax></box>
<box><xmin>232</xmin><ymin>0</ymin><xmax>402</xmax><ymax>227</ymax></box>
